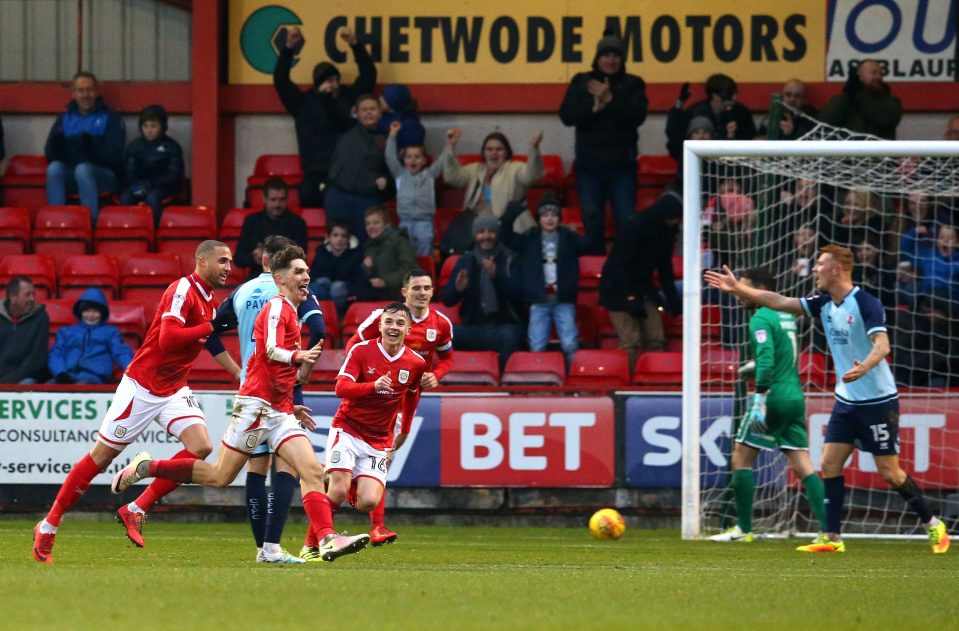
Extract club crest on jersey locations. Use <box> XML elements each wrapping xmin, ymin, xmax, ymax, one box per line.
<box><xmin>847</xmin><ymin>314</ymin><xmax>854</xmax><ymax>325</ymax></box>
<box><xmin>426</xmin><ymin>328</ymin><xmax>437</xmax><ymax>342</ymax></box>
<box><xmin>114</xmin><ymin>426</ymin><xmax>127</xmax><ymax>439</ymax></box>
<box><xmin>755</xmin><ymin>330</ymin><xmax>767</xmax><ymax>343</ymax></box>
<box><xmin>330</xmin><ymin>451</ymin><xmax>341</xmax><ymax>464</ymax></box>
<box><xmin>398</xmin><ymin>369</ymin><xmax>410</xmax><ymax>384</ymax></box>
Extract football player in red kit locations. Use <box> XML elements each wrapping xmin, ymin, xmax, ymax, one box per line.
<box><xmin>297</xmin><ymin>302</ymin><xmax>426</xmax><ymax>561</ymax></box>
<box><xmin>335</xmin><ymin>269</ymin><xmax>452</xmax><ymax>548</ymax></box>
<box><xmin>33</xmin><ymin>240</ymin><xmax>233</xmax><ymax>564</ymax></box>
<box><xmin>109</xmin><ymin>246</ymin><xmax>368</xmax><ymax>561</ymax></box>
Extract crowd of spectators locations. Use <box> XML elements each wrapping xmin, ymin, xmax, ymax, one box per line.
<box><xmin>4</xmin><ymin>25</ymin><xmax>959</xmax><ymax>386</ymax></box>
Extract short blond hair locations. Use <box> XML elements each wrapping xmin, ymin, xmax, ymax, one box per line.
<box><xmin>820</xmin><ymin>244</ymin><xmax>854</xmax><ymax>272</ymax></box>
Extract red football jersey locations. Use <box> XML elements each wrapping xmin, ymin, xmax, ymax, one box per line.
<box><xmin>332</xmin><ymin>339</ymin><xmax>427</xmax><ymax>449</ymax></box>
<box><xmin>353</xmin><ymin>307</ymin><xmax>453</xmax><ymax>368</ymax></box>
<box><xmin>126</xmin><ymin>274</ymin><xmax>219</xmax><ymax>397</ymax></box>
<box><xmin>238</xmin><ymin>296</ymin><xmax>301</xmax><ymax>413</ymax></box>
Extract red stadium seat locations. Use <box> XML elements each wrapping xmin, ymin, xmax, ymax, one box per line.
<box><xmin>245</xmin><ymin>154</ymin><xmax>303</xmax><ymax>188</ymax></box>
<box><xmin>443</xmin><ymin>351</ymin><xmax>500</xmax><ymax>386</ymax></box>
<box><xmin>45</xmin><ymin>298</ymin><xmax>75</xmax><ymax>346</ymax></box>
<box><xmin>0</xmin><ymin>207</ymin><xmax>31</xmax><ymax>256</ymax></box>
<box><xmin>94</xmin><ymin>205</ymin><xmax>154</xmax><ymax>257</ymax></box>
<box><xmin>301</xmin><ymin>207</ymin><xmax>327</xmax><ymax>261</ymax></box>
<box><xmin>59</xmin><ymin>255</ymin><xmax>120</xmax><ymax>301</ymax></box>
<box><xmin>565</xmin><ymin>349</ymin><xmax>630</xmax><ymax>389</ymax></box>
<box><xmin>108</xmin><ymin>300</ymin><xmax>147</xmax><ymax>349</ymax></box>
<box><xmin>638</xmin><ymin>155</ymin><xmax>678</xmax><ymax>187</ymax></box>
<box><xmin>120</xmin><ymin>253</ymin><xmax>182</xmax><ymax>320</ymax></box>
<box><xmin>433</xmin><ymin>207</ymin><xmax>461</xmax><ymax>247</ymax></box>
<box><xmin>157</xmin><ymin>205</ymin><xmax>217</xmax><ymax>275</ymax></box>
<box><xmin>702</xmin><ymin>304</ymin><xmax>722</xmax><ymax>338</ymax></box>
<box><xmin>340</xmin><ymin>301</ymin><xmax>384</xmax><ymax>345</ymax></box>
<box><xmin>561</xmin><ymin>207</ymin><xmax>584</xmax><ymax>235</ymax></box>
<box><xmin>309</xmin><ymin>348</ymin><xmax>346</xmax><ymax>384</ymax></box>
<box><xmin>0</xmin><ymin>254</ymin><xmax>57</xmax><ymax>299</ymax></box>
<box><xmin>501</xmin><ymin>351</ymin><xmax>566</xmax><ymax>386</ymax></box>
<box><xmin>416</xmin><ymin>255</ymin><xmax>436</xmax><ymax>279</ymax></box>
<box><xmin>219</xmin><ymin>208</ymin><xmax>258</xmax><ymax>280</ymax></box>
<box><xmin>632</xmin><ymin>351</ymin><xmax>683</xmax><ymax>387</ymax></box>
<box><xmin>33</xmin><ymin>205</ymin><xmax>91</xmax><ymax>266</ymax></box>
<box><xmin>701</xmin><ymin>347</ymin><xmax>739</xmax><ymax>384</ymax></box>
<box><xmin>438</xmin><ymin>255</ymin><xmax>460</xmax><ymax>288</ymax></box>
<box><xmin>316</xmin><ymin>299</ymin><xmax>340</xmax><ymax>348</ymax></box>
<box><xmin>431</xmin><ymin>301</ymin><xmax>460</xmax><ymax>325</ymax></box>
<box><xmin>0</xmin><ymin>155</ymin><xmax>48</xmax><ymax>216</ymax></box>
<box><xmin>578</xmin><ymin>255</ymin><xmax>605</xmax><ymax>306</ymax></box>
<box><xmin>636</xmin><ymin>187</ymin><xmax>664</xmax><ymax>212</ymax></box>
<box><xmin>246</xmin><ymin>186</ymin><xmax>301</xmax><ymax>212</ymax></box>
<box><xmin>188</xmin><ymin>351</ymin><xmax>235</xmax><ymax>387</ymax></box>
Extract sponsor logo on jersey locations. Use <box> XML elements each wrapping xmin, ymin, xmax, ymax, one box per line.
<box><xmin>426</xmin><ymin>328</ymin><xmax>437</xmax><ymax>342</ymax></box>
<box><xmin>398</xmin><ymin>369</ymin><xmax>410</xmax><ymax>384</ymax></box>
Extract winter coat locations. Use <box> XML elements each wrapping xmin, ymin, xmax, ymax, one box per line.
<box><xmin>48</xmin><ymin>288</ymin><xmax>132</xmax><ymax>384</ymax></box>
<box><xmin>123</xmin><ymin>135</ymin><xmax>184</xmax><ymax>194</ymax></box>
<box><xmin>273</xmin><ymin>45</ymin><xmax>376</xmax><ymax>176</ymax></box>
<box><xmin>442</xmin><ymin>153</ymin><xmax>543</xmax><ymax>233</ymax></box>
<box><xmin>310</xmin><ymin>242</ymin><xmax>364</xmax><ymax>290</ymax></box>
<box><xmin>441</xmin><ymin>245</ymin><xmax>524</xmax><ymax>325</ymax></box>
<box><xmin>234</xmin><ymin>210</ymin><xmax>309</xmax><ymax>275</ymax></box>
<box><xmin>820</xmin><ymin>87</ymin><xmax>902</xmax><ymax>140</ymax></box>
<box><xmin>328</xmin><ymin>124</ymin><xmax>390</xmax><ymax>197</ymax></box>
<box><xmin>44</xmin><ymin>97</ymin><xmax>125</xmax><ymax>175</ymax></box>
<box><xmin>559</xmin><ymin>61</ymin><xmax>648</xmax><ymax>173</ymax></box>
<box><xmin>360</xmin><ymin>227</ymin><xmax>418</xmax><ymax>294</ymax></box>
<box><xmin>0</xmin><ymin>299</ymin><xmax>49</xmax><ymax>384</ymax></box>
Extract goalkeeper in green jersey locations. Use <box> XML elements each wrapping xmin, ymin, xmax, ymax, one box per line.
<box><xmin>710</xmin><ymin>267</ymin><xmax>827</xmax><ymax>543</ymax></box>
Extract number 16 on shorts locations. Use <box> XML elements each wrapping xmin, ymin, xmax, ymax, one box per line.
<box><xmin>324</xmin><ymin>427</ymin><xmax>390</xmax><ymax>487</ymax></box>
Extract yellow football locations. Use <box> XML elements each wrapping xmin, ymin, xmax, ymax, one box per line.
<box><xmin>589</xmin><ymin>508</ymin><xmax>626</xmax><ymax>540</ymax></box>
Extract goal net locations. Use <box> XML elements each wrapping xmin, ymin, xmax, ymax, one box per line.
<box><xmin>681</xmin><ymin>133</ymin><xmax>959</xmax><ymax>540</ymax></box>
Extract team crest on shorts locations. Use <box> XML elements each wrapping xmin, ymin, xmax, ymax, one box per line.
<box><xmin>426</xmin><ymin>328</ymin><xmax>437</xmax><ymax>342</ymax></box>
<box><xmin>330</xmin><ymin>451</ymin><xmax>341</xmax><ymax>464</ymax></box>
<box><xmin>398</xmin><ymin>369</ymin><xmax>410</xmax><ymax>384</ymax></box>
<box><xmin>246</xmin><ymin>434</ymin><xmax>258</xmax><ymax>449</ymax></box>
<box><xmin>114</xmin><ymin>426</ymin><xmax>128</xmax><ymax>439</ymax></box>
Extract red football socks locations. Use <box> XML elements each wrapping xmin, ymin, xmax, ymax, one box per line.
<box><xmin>46</xmin><ymin>454</ymin><xmax>102</xmax><ymax>527</ymax></box>
<box><xmin>302</xmin><ymin>491</ymin><xmax>337</xmax><ymax>540</ymax></box>
<box><xmin>370</xmin><ymin>489</ymin><xmax>387</xmax><ymax>527</ymax></box>
<box><xmin>136</xmin><ymin>449</ymin><xmax>200</xmax><ymax>509</ymax></box>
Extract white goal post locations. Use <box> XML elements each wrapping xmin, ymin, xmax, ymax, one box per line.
<box><xmin>681</xmin><ymin>140</ymin><xmax>959</xmax><ymax>540</ymax></box>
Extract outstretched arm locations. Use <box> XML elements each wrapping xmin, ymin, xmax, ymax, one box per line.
<box><xmin>703</xmin><ymin>265</ymin><xmax>804</xmax><ymax>315</ymax></box>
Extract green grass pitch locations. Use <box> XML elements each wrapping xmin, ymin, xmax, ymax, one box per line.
<box><xmin>3</xmin><ymin>520</ymin><xmax>954</xmax><ymax>630</ymax></box>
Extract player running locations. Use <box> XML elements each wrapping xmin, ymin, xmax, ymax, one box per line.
<box><xmin>708</xmin><ymin>267</ymin><xmax>827</xmax><ymax>544</ymax></box>
<box><xmin>200</xmin><ymin>235</ymin><xmax>326</xmax><ymax>563</ymax></box>
<box><xmin>301</xmin><ymin>268</ymin><xmax>451</xmax><ymax>555</ymax></box>
<box><xmin>296</xmin><ymin>301</ymin><xmax>427</xmax><ymax>561</ymax></box>
<box><xmin>109</xmin><ymin>247</ymin><xmax>364</xmax><ymax>561</ymax></box>
<box><xmin>32</xmin><ymin>240</ymin><xmax>234</xmax><ymax>564</ymax></box>
<box><xmin>705</xmin><ymin>245</ymin><xmax>950</xmax><ymax>554</ymax></box>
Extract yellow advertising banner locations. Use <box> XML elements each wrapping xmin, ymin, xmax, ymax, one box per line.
<box><xmin>228</xmin><ymin>0</ymin><xmax>826</xmax><ymax>85</ymax></box>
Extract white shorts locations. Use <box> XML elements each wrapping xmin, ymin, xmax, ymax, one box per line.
<box><xmin>221</xmin><ymin>396</ymin><xmax>308</xmax><ymax>455</ymax></box>
<box><xmin>97</xmin><ymin>375</ymin><xmax>206</xmax><ymax>449</ymax></box>
<box><xmin>324</xmin><ymin>427</ymin><xmax>388</xmax><ymax>488</ymax></box>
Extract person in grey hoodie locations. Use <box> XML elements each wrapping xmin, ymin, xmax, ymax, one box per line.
<box><xmin>385</xmin><ymin>120</ymin><xmax>445</xmax><ymax>256</ymax></box>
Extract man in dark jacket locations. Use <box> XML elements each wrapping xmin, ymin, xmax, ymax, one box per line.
<box><xmin>683</xmin><ymin>74</ymin><xmax>757</xmax><ymax>143</ymax></box>
<box><xmin>119</xmin><ymin>105</ymin><xmax>185</xmax><ymax>227</ymax></box>
<box><xmin>442</xmin><ymin>215</ymin><xmax>525</xmax><ymax>370</ymax></box>
<box><xmin>273</xmin><ymin>26</ymin><xmax>376</xmax><ymax>208</ymax></box>
<box><xmin>48</xmin><ymin>288</ymin><xmax>132</xmax><ymax>384</ymax></box>
<box><xmin>499</xmin><ymin>197</ymin><xmax>594</xmax><ymax>365</ymax></box>
<box><xmin>0</xmin><ymin>277</ymin><xmax>50</xmax><ymax>384</ymax></box>
<box><xmin>309</xmin><ymin>219</ymin><xmax>363</xmax><ymax>317</ymax></box>
<box><xmin>234</xmin><ymin>178</ymin><xmax>309</xmax><ymax>279</ymax></box>
<box><xmin>44</xmin><ymin>71</ymin><xmax>125</xmax><ymax>226</ymax></box>
<box><xmin>821</xmin><ymin>59</ymin><xmax>902</xmax><ymax>139</ymax></box>
<box><xmin>599</xmin><ymin>189</ymin><xmax>683</xmax><ymax>367</ymax></box>
<box><xmin>559</xmin><ymin>30</ymin><xmax>647</xmax><ymax>254</ymax></box>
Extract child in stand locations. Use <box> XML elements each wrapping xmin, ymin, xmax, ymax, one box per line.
<box><xmin>119</xmin><ymin>105</ymin><xmax>184</xmax><ymax>227</ymax></box>
<box><xmin>385</xmin><ymin>121</ymin><xmax>445</xmax><ymax>256</ymax></box>
<box><xmin>48</xmin><ymin>288</ymin><xmax>133</xmax><ymax>384</ymax></box>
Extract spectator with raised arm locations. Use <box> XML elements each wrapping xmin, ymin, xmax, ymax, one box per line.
<box><xmin>273</xmin><ymin>26</ymin><xmax>376</xmax><ymax>208</ymax></box>
<box><xmin>821</xmin><ymin>60</ymin><xmax>902</xmax><ymax>139</ymax></box>
<box><xmin>442</xmin><ymin>128</ymin><xmax>544</xmax><ymax>235</ymax></box>
<box><xmin>44</xmin><ymin>71</ymin><xmax>125</xmax><ymax>226</ymax></box>
<box><xmin>684</xmin><ymin>74</ymin><xmax>757</xmax><ymax>142</ymax></box>
<box><xmin>759</xmin><ymin>79</ymin><xmax>818</xmax><ymax>140</ymax></box>
<box><xmin>385</xmin><ymin>120</ymin><xmax>445</xmax><ymax>256</ymax></box>
<box><xmin>560</xmin><ymin>30</ymin><xmax>648</xmax><ymax>253</ymax></box>
<box><xmin>377</xmin><ymin>84</ymin><xmax>426</xmax><ymax>149</ymax></box>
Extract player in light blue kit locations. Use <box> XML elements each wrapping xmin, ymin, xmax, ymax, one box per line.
<box><xmin>706</xmin><ymin>244</ymin><xmax>949</xmax><ymax>554</ymax></box>
<box><xmin>206</xmin><ymin>235</ymin><xmax>326</xmax><ymax>563</ymax></box>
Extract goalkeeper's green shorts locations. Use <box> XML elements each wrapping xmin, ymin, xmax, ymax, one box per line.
<box><xmin>735</xmin><ymin>398</ymin><xmax>808</xmax><ymax>451</ymax></box>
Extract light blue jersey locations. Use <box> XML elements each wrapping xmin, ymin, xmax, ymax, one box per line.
<box><xmin>800</xmin><ymin>286</ymin><xmax>897</xmax><ymax>405</ymax></box>
<box><xmin>231</xmin><ymin>273</ymin><xmax>279</xmax><ymax>382</ymax></box>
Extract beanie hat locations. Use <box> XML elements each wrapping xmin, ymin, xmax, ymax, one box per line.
<box><xmin>536</xmin><ymin>194</ymin><xmax>562</xmax><ymax>217</ymax></box>
<box><xmin>595</xmin><ymin>30</ymin><xmax>625</xmax><ymax>57</ymax></box>
<box><xmin>312</xmin><ymin>62</ymin><xmax>340</xmax><ymax>88</ymax></box>
<box><xmin>687</xmin><ymin>115</ymin><xmax>715</xmax><ymax>137</ymax></box>
<box><xmin>472</xmin><ymin>214</ymin><xmax>500</xmax><ymax>237</ymax></box>
<box><xmin>382</xmin><ymin>84</ymin><xmax>413</xmax><ymax>112</ymax></box>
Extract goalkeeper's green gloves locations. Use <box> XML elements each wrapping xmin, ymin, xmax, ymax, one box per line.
<box><xmin>745</xmin><ymin>392</ymin><xmax>767</xmax><ymax>434</ymax></box>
